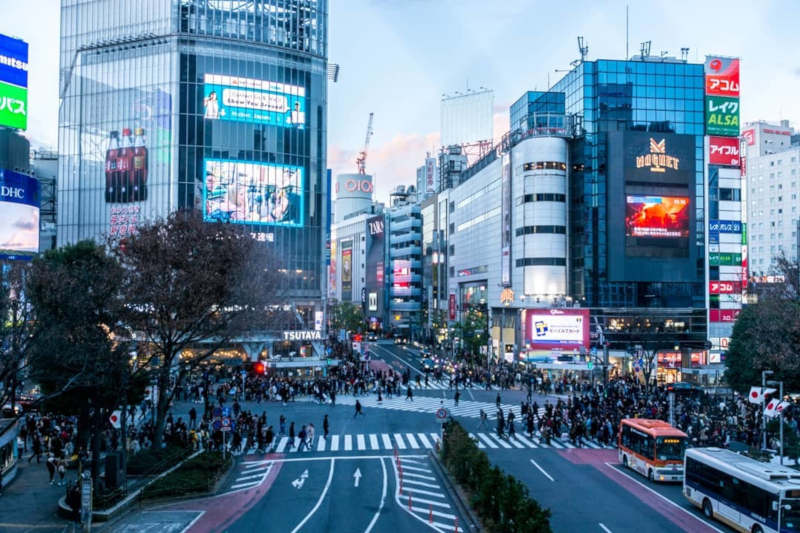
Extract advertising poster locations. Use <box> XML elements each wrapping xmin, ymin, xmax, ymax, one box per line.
<box><xmin>365</xmin><ymin>215</ymin><xmax>385</xmax><ymax>322</ymax></box>
<box><xmin>203</xmin><ymin>74</ymin><xmax>305</xmax><ymax>128</ymax></box>
<box><xmin>625</xmin><ymin>196</ymin><xmax>690</xmax><ymax>238</ymax></box>
<box><xmin>524</xmin><ymin>308</ymin><xmax>590</xmax><ymax>350</ymax></box>
<box><xmin>203</xmin><ymin>159</ymin><xmax>303</xmax><ymax>227</ymax></box>
<box><xmin>710</xmin><ymin>309</ymin><xmax>740</xmax><ymax>323</ymax></box>
<box><xmin>0</xmin><ymin>34</ymin><xmax>28</xmax><ymax>131</ymax></box>
<box><xmin>708</xmin><ymin>136</ymin><xmax>740</xmax><ymax>167</ymax></box>
<box><xmin>704</xmin><ymin>57</ymin><xmax>740</xmax><ymax>98</ymax></box>
<box><xmin>500</xmin><ymin>156</ymin><xmax>511</xmax><ymax>286</ymax></box>
<box><xmin>448</xmin><ymin>293</ymin><xmax>456</xmax><ymax>320</ymax></box>
<box><xmin>0</xmin><ymin>169</ymin><xmax>39</xmax><ymax>259</ymax></box>
<box><xmin>705</xmin><ymin>96</ymin><xmax>739</xmax><ymax>136</ymax></box>
<box><xmin>341</xmin><ymin>240</ymin><xmax>353</xmax><ymax>302</ymax></box>
<box><xmin>328</xmin><ymin>239</ymin><xmax>337</xmax><ymax>299</ymax></box>
<box><xmin>392</xmin><ymin>259</ymin><xmax>412</xmax><ymax>296</ymax></box>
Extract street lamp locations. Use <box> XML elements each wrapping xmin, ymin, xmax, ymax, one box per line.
<box><xmin>762</xmin><ymin>370</ymin><xmax>774</xmax><ymax>452</ymax></box>
<box><xmin>767</xmin><ymin>379</ymin><xmax>785</xmax><ymax>465</ymax></box>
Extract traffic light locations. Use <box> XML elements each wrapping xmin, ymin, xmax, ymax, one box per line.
<box><xmin>253</xmin><ymin>361</ymin><xmax>265</xmax><ymax>375</ymax></box>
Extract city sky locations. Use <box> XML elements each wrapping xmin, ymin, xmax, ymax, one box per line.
<box><xmin>3</xmin><ymin>0</ymin><xmax>800</xmax><ymax>202</ymax></box>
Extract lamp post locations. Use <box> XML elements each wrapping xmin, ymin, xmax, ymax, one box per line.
<box><xmin>767</xmin><ymin>379</ymin><xmax>784</xmax><ymax>464</ymax></box>
<box><xmin>762</xmin><ymin>370</ymin><xmax>774</xmax><ymax>452</ymax></box>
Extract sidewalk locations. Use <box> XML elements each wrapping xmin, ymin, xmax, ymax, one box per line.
<box><xmin>0</xmin><ymin>456</ymin><xmax>73</xmax><ymax>532</ymax></box>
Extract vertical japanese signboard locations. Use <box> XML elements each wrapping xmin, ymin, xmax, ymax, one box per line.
<box><xmin>0</xmin><ymin>34</ymin><xmax>28</xmax><ymax>130</ymax></box>
<box><xmin>500</xmin><ymin>154</ymin><xmax>512</xmax><ymax>287</ymax></box>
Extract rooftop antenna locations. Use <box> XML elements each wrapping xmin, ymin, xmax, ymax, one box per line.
<box><xmin>680</xmin><ymin>47</ymin><xmax>689</xmax><ymax>62</ymax></box>
<box><xmin>660</xmin><ymin>50</ymin><xmax>669</xmax><ymax>59</ymax></box>
<box><xmin>640</xmin><ymin>40</ymin><xmax>651</xmax><ymax>60</ymax></box>
<box><xmin>577</xmin><ymin>36</ymin><xmax>588</xmax><ymax>63</ymax></box>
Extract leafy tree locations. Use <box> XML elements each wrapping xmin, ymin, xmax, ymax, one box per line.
<box><xmin>454</xmin><ymin>308</ymin><xmax>488</xmax><ymax>363</ymax></box>
<box><xmin>726</xmin><ymin>256</ymin><xmax>800</xmax><ymax>393</ymax></box>
<box><xmin>0</xmin><ymin>262</ymin><xmax>37</xmax><ymax>411</ymax></box>
<box><xmin>114</xmin><ymin>211</ymin><xmax>283</xmax><ymax>449</ymax></box>
<box><xmin>26</xmin><ymin>241</ymin><xmax>142</xmax><ymax>480</ymax></box>
<box><xmin>328</xmin><ymin>301</ymin><xmax>364</xmax><ymax>334</ymax></box>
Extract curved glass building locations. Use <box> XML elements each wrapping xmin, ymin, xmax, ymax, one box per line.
<box><xmin>58</xmin><ymin>0</ymin><xmax>328</xmax><ymax>309</ymax></box>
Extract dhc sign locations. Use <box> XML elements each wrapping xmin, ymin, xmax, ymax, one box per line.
<box><xmin>283</xmin><ymin>330</ymin><xmax>322</xmax><ymax>341</ymax></box>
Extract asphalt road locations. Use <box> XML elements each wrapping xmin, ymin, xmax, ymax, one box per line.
<box><xmin>106</xmin><ymin>343</ymin><xmax>738</xmax><ymax>533</ymax></box>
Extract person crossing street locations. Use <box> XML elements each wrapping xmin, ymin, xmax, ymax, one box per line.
<box><xmin>323</xmin><ymin>414</ymin><xmax>329</xmax><ymax>439</ymax></box>
<box><xmin>406</xmin><ymin>385</ymin><xmax>413</xmax><ymax>401</ymax></box>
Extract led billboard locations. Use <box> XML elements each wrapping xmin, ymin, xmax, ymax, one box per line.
<box><xmin>524</xmin><ymin>308</ymin><xmax>589</xmax><ymax>350</ymax></box>
<box><xmin>203</xmin><ymin>74</ymin><xmax>305</xmax><ymax>128</ymax></box>
<box><xmin>704</xmin><ymin>57</ymin><xmax>740</xmax><ymax>98</ymax></box>
<box><xmin>203</xmin><ymin>159</ymin><xmax>303</xmax><ymax>228</ymax></box>
<box><xmin>0</xmin><ymin>34</ymin><xmax>28</xmax><ymax>131</ymax></box>
<box><xmin>392</xmin><ymin>259</ymin><xmax>412</xmax><ymax>296</ymax></box>
<box><xmin>625</xmin><ymin>196</ymin><xmax>690</xmax><ymax>238</ymax></box>
<box><xmin>0</xmin><ymin>169</ymin><xmax>39</xmax><ymax>259</ymax></box>
<box><xmin>705</xmin><ymin>96</ymin><xmax>739</xmax><ymax>137</ymax></box>
<box><xmin>708</xmin><ymin>136</ymin><xmax>740</xmax><ymax>167</ymax></box>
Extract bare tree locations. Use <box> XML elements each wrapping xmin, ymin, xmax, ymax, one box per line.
<box><xmin>115</xmin><ymin>211</ymin><xmax>284</xmax><ymax>448</ymax></box>
<box><xmin>0</xmin><ymin>262</ymin><xmax>37</xmax><ymax>412</ymax></box>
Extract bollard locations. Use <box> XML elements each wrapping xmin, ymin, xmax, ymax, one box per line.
<box><xmin>454</xmin><ymin>517</ymin><xmax>459</xmax><ymax>532</ymax></box>
<box><xmin>429</xmin><ymin>505</ymin><xmax>433</xmax><ymax>523</ymax></box>
<box><xmin>408</xmin><ymin>494</ymin><xmax>413</xmax><ymax>511</ymax></box>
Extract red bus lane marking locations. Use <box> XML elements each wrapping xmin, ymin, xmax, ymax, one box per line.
<box><xmin>165</xmin><ymin>456</ymin><xmax>284</xmax><ymax>533</ymax></box>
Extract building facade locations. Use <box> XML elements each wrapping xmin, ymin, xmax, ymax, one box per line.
<box><xmin>387</xmin><ymin>187</ymin><xmax>422</xmax><ymax>335</ymax></box>
<box><xmin>58</xmin><ymin>0</ymin><xmax>328</xmax><ymax>307</ymax></box>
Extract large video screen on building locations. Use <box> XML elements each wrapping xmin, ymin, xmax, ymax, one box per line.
<box><xmin>203</xmin><ymin>74</ymin><xmax>305</xmax><ymax>128</ymax></box>
<box><xmin>625</xmin><ymin>195</ymin><xmax>690</xmax><ymax>238</ymax></box>
<box><xmin>203</xmin><ymin>159</ymin><xmax>303</xmax><ymax>227</ymax></box>
<box><xmin>0</xmin><ymin>169</ymin><xmax>39</xmax><ymax>259</ymax></box>
<box><xmin>524</xmin><ymin>308</ymin><xmax>589</xmax><ymax>351</ymax></box>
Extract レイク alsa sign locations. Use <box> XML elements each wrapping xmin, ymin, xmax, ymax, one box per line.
<box><xmin>283</xmin><ymin>330</ymin><xmax>322</xmax><ymax>341</ymax></box>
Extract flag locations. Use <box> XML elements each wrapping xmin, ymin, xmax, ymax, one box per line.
<box><xmin>109</xmin><ymin>410</ymin><xmax>121</xmax><ymax>429</ymax></box>
<box><xmin>765</xmin><ymin>399</ymin><xmax>781</xmax><ymax>418</ymax></box>
<box><xmin>775</xmin><ymin>401</ymin><xmax>792</xmax><ymax>416</ymax></box>
<box><xmin>748</xmin><ymin>386</ymin><xmax>776</xmax><ymax>404</ymax></box>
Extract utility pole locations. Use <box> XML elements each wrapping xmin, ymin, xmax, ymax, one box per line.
<box><xmin>762</xmin><ymin>370</ymin><xmax>774</xmax><ymax>451</ymax></box>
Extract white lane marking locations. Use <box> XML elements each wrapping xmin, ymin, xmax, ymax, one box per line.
<box><xmin>475</xmin><ymin>433</ymin><xmax>498</xmax><ymax>449</ymax></box>
<box><xmin>369</xmin><ymin>434</ymin><xmax>379</xmax><ymax>450</ymax></box>
<box><xmin>353</xmin><ymin>467</ymin><xmax>362</xmax><ymax>487</ymax></box>
<box><xmin>406</xmin><ymin>495</ymin><xmax>451</xmax><ymax>508</ymax></box>
<box><xmin>381</xmin><ymin>433</ymin><xmax>393</xmax><ymax>449</ymax></box>
<box><xmin>291</xmin><ymin>459</ymin><xmax>335</xmax><ymax>533</ymax></box>
<box><xmin>530</xmin><ymin>459</ymin><xmax>555</xmax><ymax>482</ymax></box>
<box><xmin>402</xmin><ymin>471</ymin><xmax>437</xmax><ymax>481</ymax></box>
<box><xmin>430</xmin><ymin>433</ymin><xmax>440</xmax><ymax>447</ymax></box>
<box><xmin>599</xmin><ymin>523</ymin><xmax>613</xmax><ymax>533</ymax></box>
<box><xmin>266</xmin><ymin>454</ymin><xmax>427</xmax><ymax>464</ymax></box>
<box><xmin>344</xmin><ymin>435</ymin><xmax>353</xmax><ymax>451</ymax></box>
<box><xmin>514</xmin><ymin>434</ymin><xmax>537</xmax><ymax>448</ymax></box>
<box><xmin>393</xmin><ymin>433</ymin><xmax>407</xmax><ymax>450</ymax></box>
<box><xmin>400</xmin><ymin>485</ymin><xmax>446</xmax><ymax>498</ymax></box>
<box><xmin>317</xmin><ymin>437</ymin><xmax>326</xmax><ymax>452</ymax></box>
<box><xmin>330</xmin><ymin>435</ymin><xmax>340</xmax><ymax>451</ymax></box>
<box><xmin>230</xmin><ymin>481</ymin><xmax>259</xmax><ymax>489</ymax></box>
<box><xmin>487</xmin><ymin>434</ymin><xmax>512</xmax><ymax>449</ymax></box>
<box><xmin>507</xmin><ymin>436</ymin><xmax>526</xmax><ymax>449</ymax></box>
<box><xmin>603</xmin><ymin>463</ymin><xmax>726</xmax><ymax>533</ymax></box>
<box><xmin>398</xmin><ymin>464</ymin><xmax>432</xmax><ymax>473</ymax></box>
<box><xmin>410</xmin><ymin>506</ymin><xmax>457</xmax><ymax>520</ymax></box>
<box><xmin>275</xmin><ymin>437</ymin><xmax>289</xmax><ymax>453</ymax></box>
<box><xmin>405</xmin><ymin>433</ymin><xmax>420</xmax><ymax>449</ymax></box>
<box><xmin>401</xmin><ymin>478</ymin><xmax>441</xmax><ymax>489</ymax></box>
<box><xmin>242</xmin><ymin>459</ymin><xmax>271</xmax><ymax>466</ymax></box>
<box><xmin>357</xmin><ymin>434</ymin><xmax>366</xmax><ymax>451</ymax></box>
<box><xmin>235</xmin><ymin>472</ymin><xmax>265</xmax><ymax>482</ymax></box>
<box><xmin>559</xmin><ymin>439</ymin><xmax>576</xmax><ymax>449</ymax></box>
<box><xmin>468</xmin><ymin>433</ymin><xmax>486</xmax><ymax>449</ymax></box>
<box><xmin>416</xmin><ymin>433</ymin><xmax>432</xmax><ymax>449</ymax></box>
<box><xmin>179</xmin><ymin>511</ymin><xmax>205</xmax><ymax>533</ymax></box>
<box><xmin>364</xmin><ymin>458</ymin><xmax>388</xmax><ymax>533</ymax></box>
<box><xmin>548</xmin><ymin>439</ymin><xmax>564</xmax><ymax>449</ymax></box>
<box><xmin>398</xmin><ymin>457</ymin><xmax>424</xmax><ymax>465</ymax></box>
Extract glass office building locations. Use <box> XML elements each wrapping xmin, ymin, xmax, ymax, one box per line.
<box><xmin>543</xmin><ymin>58</ymin><xmax>706</xmax><ymax>308</ymax></box>
<box><xmin>58</xmin><ymin>0</ymin><xmax>328</xmax><ymax>304</ymax></box>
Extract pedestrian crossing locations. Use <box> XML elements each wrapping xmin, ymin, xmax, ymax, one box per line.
<box><xmin>230</xmin><ymin>459</ymin><xmax>274</xmax><ymax>491</ymax></box>
<box><xmin>393</xmin><ymin>456</ymin><xmax>460</xmax><ymax>532</ymax></box>
<box><xmin>325</xmin><ymin>394</ymin><xmax>542</xmax><ymax>421</ymax></box>
<box><xmin>250</xmin><ymin>431</ymin><xmax>613</xmax><ymax>455</ymax></box>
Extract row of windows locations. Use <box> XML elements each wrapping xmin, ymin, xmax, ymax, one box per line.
<box><xmin>515</xmin><ymin>258</ymin><xmax>566</xmax><ymax>267</ymax></box>
<box><xmin>523</xmin><ymin>161</ymin><xmax>567</xmax><ymax>171</ymax></box>
<box><xmin>518</xmin><ymin>193</ymin><xmax>566</xmax><ymax>204</ymax></box>
<box><xmin>620</xmin><ymin>425</ymin><xmax>654</xmax><ymax>461</ymax></box>
<box><xmin>515</xmin><ymin>225</ymin><xmax>566</xmax><ymax>236</ymax></box>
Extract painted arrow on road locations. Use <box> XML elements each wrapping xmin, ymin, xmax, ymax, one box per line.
<box><xmin>353</xmin><ymin>467</ymin><xmax>362</xmax><ymax>487</ymax></box>
<box><xmin>291</xmin><ymin>469</ymin><xmax>309</xmax><ymax>489</ymax></box>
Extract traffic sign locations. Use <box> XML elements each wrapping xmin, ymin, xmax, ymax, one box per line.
<box><xmin>587</xmin><ymin>361</ymin><xmax>594</xmax><ymax>370</ymax></box>
<box><xmin>221</xmin><ymin>407</ymin><xmax>231</xmax><ymax>418</ymax></box>
<box><xmin>221</xmin><ymin>416</ymin><xmax>233</xmax><ymax>432</ymax></box>
<box><xmin>435</xmin><ymin>407</ymin><xmax>449</xmax><ymax>421</ymax></box>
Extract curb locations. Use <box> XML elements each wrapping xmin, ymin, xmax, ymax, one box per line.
<box><xmin>58</xmin><ymin>449</ymin><xmax>204</xmax><ymax>523</ymax></box>
<box><xmin>428</xmin><ymin>450</ymin><xmax>483</xmax><ymax>532</ymax></box>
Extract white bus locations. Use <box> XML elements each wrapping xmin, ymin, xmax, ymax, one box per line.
<box><xmin>684</xmin><ymin>448</ymin><xmax>800</xmax><ymax>533</ymax></box>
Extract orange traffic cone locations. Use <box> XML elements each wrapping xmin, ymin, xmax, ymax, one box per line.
<box><xmin>428</xmin><ymin>505</ymin><xmax>433</xmax><ymax>523</ymax></box>
<box><xmin>454</xmin><ymin>517</ymin><xmax>459</xmax><ymax>532</ymax></box>
<box><xmin>408</xmin><ymin>494</ymin><xmax>413</xmax><ymax>511</ymax></box>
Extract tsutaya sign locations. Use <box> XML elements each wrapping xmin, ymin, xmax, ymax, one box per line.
<box><xmin>635</xmin><ymin>138</ymin><xmax>680</xmax><ymax>173</ymax></box>
<box><xmin>283</xmin><ymin>330</ymin><xmax>323</xmax><ymax>341</ymax></box>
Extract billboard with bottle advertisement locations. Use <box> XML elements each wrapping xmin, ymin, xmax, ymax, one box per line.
<box><xmin>203</xmin><ymin>74</ymin><xmax>305</xmax><ymax>128</ymax></box>
<box><xmin>524</xmin><ymin>308</ymin><xmax>589</xmax><ymax>350</ymax></box>
<box><xmin>0</xmin><ymin>34</ymin><xmax>28</xmax><ymax>131</ymax></box>
<box><xmin>0</xmin><ymin>169</ymin><xmax>39</xmax><ymax>259</ymax></box>
<box><xmin>203</xmin><ymin>158</ymin><xmax>303</xmax><ymax>228</ymax></box>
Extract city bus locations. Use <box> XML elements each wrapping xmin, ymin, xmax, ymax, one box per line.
<box><xmin>618</xmin><ymin>418</ymin><xmax>688</xmax><ymax>482</ymax></box>
<box><xmin>684</xmin><ymin>447</ymin><xmax>800</xmax><ymax>533</ymax></box>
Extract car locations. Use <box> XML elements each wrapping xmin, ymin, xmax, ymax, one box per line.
<box><xmin>393</xmin><ymin>335</ymin><xmax>407</xmax><ymax>345</ymax></box>
<box><xmin>367</xmin><ymin>333</ymin><xmax>377</xmax><ymax>342</ymax></box>
<box><xmin>666</xmin><ymin>382</ymin><xmax>704</xmax><ymax>397</ymax></box>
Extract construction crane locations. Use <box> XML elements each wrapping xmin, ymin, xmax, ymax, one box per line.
<box><xmin>355</xmin><ymin>112</ymin><xmax>374</xmax><ymax>175</ymax></box>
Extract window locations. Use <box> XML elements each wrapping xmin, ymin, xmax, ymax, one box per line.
<box><xmin>515</xmin><ymin>225</ymin><xmax>567</xmax><ymax>236</ymax></box>
<box><xmin>719</xmin><ymin>188</ymin><xmax>741</xmax><ymax>201</ymax></box>
<box><xmin>523</xmin><ymin>161</ymin><xmax>567</xmax><ymax>171</ymax></box>
<box><xmin>519</xmin><ymin>193</ymin><xmax>567</xmax><ymax>203</ymax></box>
<box><xmin>515</xmin><ymin>257</ymin><xmax>566</xmax><ymax>266</ymax></box>
<box><xmin>449</xmin><ymin>244</ymin><xmax>454</xmax><ymax>256</ymax></box>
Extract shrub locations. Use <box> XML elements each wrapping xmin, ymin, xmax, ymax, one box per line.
<box><xmin>141</xmin><ymin>451</ymin><xmax>231</xmax><ymax>500</ymax></box>
<box><xmin>440</xmin><ymin>420</ymin><xmax>552</xmax><ymax>533</ymax></box>
<box><xmin>127</xmin><ymin>445</ymin><xmax>192</xmax><ymax>476</ymax></box>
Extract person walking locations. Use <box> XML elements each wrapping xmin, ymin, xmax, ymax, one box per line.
<box><xmin>354</xmin><ymin>399</ymin><xmax>365</xmax><ymax>417</ymax></box>
<box><xmin>57</xmin><ymin>459</ymin><xmax>66</xmax><ymax>487</ymax></box>
<box><xmin>496</xmin><ymin>392</ymin><xmax>502</xmax><ymax>409</ymax></box>
<box><xmin>406</xmin><ymin>386</ymin><xmax>413</xmax><ymax>402</ymax></box>
<box><xmin>297</xmin><ymin>425</ymin><xmax>308</xmax><ymax>452</ymax></box>
<box><xmin>189</xmin><ymin>407</ymin><xmax>197</xmax><ymax>429</ymax></box>
<box><xmin>279</xmin><ymin>415</ymin><xmax>286</xmax><ymax>436</ymax></box>
<box><xmin>454</xmin><ymin>389</ymin><xmax>460</xmax><ymax>407</ymax></box>
<box><xmin>29</xmin><ymin>434</ymin><xmax>42</xmax><ymax>464</ymax></box>
<box><xmin>306</xmin><ymin>423</ymin><xmax>315</xmax><ymax>449</ymax></box>
<box><xmin>478</xmin><ymin>409</ymin><xmax>489</xmax><ymax>429</ymax></box>
<box><xmin>46</xmin><ymin>453</ymin><xmax>56</xmax><ymax>485</ymax></box>
<box><xmin>288</xmin><ymin>422</ymin><xmax>295</xmax><ymax>450</ymax></box>
<box><xmin>265</xmin><ymin>426</ymin><xmax>275</xmax><ymax>452</ymax></box>
<box><xmin>323</xmin><ymin>414</ymin><xmax>330</xmax><ymax>440</ymax></box>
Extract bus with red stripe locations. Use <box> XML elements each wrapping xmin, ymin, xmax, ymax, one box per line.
<box><xmin>618</xmin><ymin>418</ymin><xmax>688</xmax><ymax>482</ymax></box>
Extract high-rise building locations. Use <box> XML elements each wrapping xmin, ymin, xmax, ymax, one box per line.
<box><xmin>58</xmin><ymin>0</ymin><xmax>328</xmax><ymax>308</ymax></box>
<box><xmin>740</xmin><ymin>120</ymin><xmax>799</xmax><ymax>273</ymax></box>
<box><xmin>387</xmin><ymin>186</ymin><xmax>422</xmax><ymax>336</ymax></box>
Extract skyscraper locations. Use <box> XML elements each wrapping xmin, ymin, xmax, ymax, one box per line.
<box><xmin>58</xmin><ymin>0</ymin><xmax>328</xmax><ymax>309</ymax></box>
